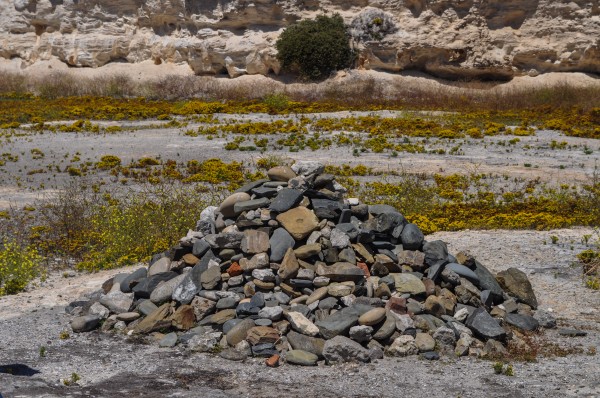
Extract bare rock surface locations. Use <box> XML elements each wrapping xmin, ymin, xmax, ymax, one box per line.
<box><xmin>0</xmin><ymin>0</ymin><xmax>599</xmax><ymax>79</ymax></box>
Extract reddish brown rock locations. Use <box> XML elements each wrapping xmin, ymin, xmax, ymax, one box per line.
<box><xmin>386</xmin><ymin>297</ymin><xmax>407</xmax><ymax>315</ymax></box>
<box><xmin>227</xmin><ymin>262</ymin><xmax>243</xmax><ymax>277</ymax></box>
<box><xmin>356</xmin><ymin>262</ymin><xmax>371</xmax><ymax>278</ymax></box>
<box><xmin>266</xmin><ymin>354</ymin><xmax>280</xmax><ymax>367</ymax></box>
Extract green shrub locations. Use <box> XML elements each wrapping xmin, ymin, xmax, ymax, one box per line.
<box><xmin>0</xmin><ymin>239</ymin><xmax>44</xmax><ymax>295</ymax></box>
<box><xmin>276</xmin><ymin>14</ymin><xmax>354</xmax><ymax>80</ymax></box>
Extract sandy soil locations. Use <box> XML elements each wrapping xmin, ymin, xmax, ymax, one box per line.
<box><xmin>0</xmin><ymin>228</ymin><xmax>599</xmax><ymax>398</ymax></box>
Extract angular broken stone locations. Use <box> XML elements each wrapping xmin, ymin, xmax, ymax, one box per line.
<box><xmin>241</xmin><ymin>229</ymin><xmax>270</xmax><ymax>254</ymax></box>
<box><xmin>278</xmin><ymin>248</ymin><xmax>300</xmax><ymax>280</ymax></box>
<box><xmin>392</xmin><ymin>273</ymin><xmax>426</xmax><ymax>295</ymax></box>
<box><xmin>269</xmin><ymin>189</ymin><xmax>304</xmax><ymax>213</ymax></box>
<box><xmin>323</xmin><ymin>335</ymin><xmax>371</xmax><ymax>363</ymax></box>
<box><xmin>316</xmin><ymin>262</ymin><xmax>365</xmax><ymax>282</ymax></box>
<box><xmin>285</xmin><ymin>311</ymin><xmax>319</xmax><ymax>336</ymax></box>
<box><xmin>465</xmin><ymin>308</ymin><xmax>507</xmax><ymax>340</ymax></box>
<box><xmin>496</xmin><ymin>268</ymin><xmax>538</xmax><ymax>309</ymax></box>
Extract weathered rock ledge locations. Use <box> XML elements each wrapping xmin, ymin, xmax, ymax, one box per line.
<box><xmin>1</xmin><ymin>0</ymin><xmax>599</xmax><ymax>80</ymax></box>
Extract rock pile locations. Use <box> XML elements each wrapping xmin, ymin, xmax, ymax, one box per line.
<box><xmin>69</xmin><ymin>161</ymin><xmax>555</xmax><ymax>366</ymax></box>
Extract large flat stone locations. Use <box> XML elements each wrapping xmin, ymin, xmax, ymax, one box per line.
<box><xmin>276</xmin><ymin>207</ymin><xmax>319</xmax><ymax>240</ymax></box>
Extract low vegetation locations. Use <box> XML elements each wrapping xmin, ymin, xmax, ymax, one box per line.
<box><xmin>276</xmin><ymin>14</ymin><xmax>354</xmax><ymax>80</ymax></box>
<box><xmin>0</xmin><ymin>70</ymin><xmax>599</xmax><ymax>295</ymax></box>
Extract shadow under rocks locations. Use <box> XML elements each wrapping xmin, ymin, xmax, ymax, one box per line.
<box><xmin>0</xmin><ymin>364</ymin><xmax>40</xmax><ymax>377</ymax></box>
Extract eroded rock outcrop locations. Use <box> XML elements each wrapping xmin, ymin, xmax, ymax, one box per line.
<box><xmin>1</xmin><ymin>0</ymin><xmax>599</xmax><ymax>80</ymax></box>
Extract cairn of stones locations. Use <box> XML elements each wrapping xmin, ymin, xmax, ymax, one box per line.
<box><xmin>69</xmin><ymin>161</ymin><xmax>555</xmax><ymax>366</ymax></box>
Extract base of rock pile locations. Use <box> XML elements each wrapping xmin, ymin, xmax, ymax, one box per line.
<box><xmin>68</xmin><ymin>161</ymin><xmax>556</xmax><ymax>365</ymax></box>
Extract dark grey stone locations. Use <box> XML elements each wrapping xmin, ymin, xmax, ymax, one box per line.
<box><xmin>312</xmin><ymin>198</ymin><xmax>343</xmax><ymax>219</ymax></box>
<box><xmin>236</xmin><ymin>302</ymin><xmax>260</xmax><ymax>316</ymax></box>
<box><xmin>365</xmin><ymin>212</ymin><xmax>405</xmax><ymax>234</ymax></box>
<box><xmin>269</xmin><ymin>228</ymin><xmax>296</xmax><ymax>263</ymax></box>
<box><xmin>315</xmin><ymin>304</ymin><xmax>371</xmax><ymax>339</ymax></box>
<box><xmin>400</xmin><ymin>223</ymin><xmax>424</xmax><ymax>251</ymax></box>
<box><xmin>318</xmin><ymin>297</ymin><xmax>339</xmax><ymax>310</ymax></box>
<box><xmin>421</xmin><ymin>351</ymin><xmax>440</xmax><ymax>360</ymax></box>
<box><xmin>335</xmin><ymin>223</ymin><xmax>359</xmax><ymax>240</ymax></box>
<box><xmin>216</xmin><ymin>297</ymin><xmax>239</xmax><ymax>310</ymax></box>
<box><xmin>132</xmin><ymin>272</ymin><xmax>178</xmax><ymax>299</ymax></box>
<box><xmin>480</xmin><ymin>290</ymin><xmax>494</xmax><ymax>307</ymax></box>
<box><xmin>338</xmin><ymin>209</ymin><xmax>352</xmax><ymax>224</ymax></box>
<box><xmin>465</xmin><ymin>308</ymin><xmax>507</xmax><ymax>340</ymax></box>
<box><xmin>71</xmin><ymin>315</ymin><xmax>101</xmax><ymax>333</ymax></box>
<box><xmin>558</xmin><ymin>328</ymin><xmax>587</xmax><ymax>337</ymax></box>
<box><xmin>269</xmin><ymin>189</ymin><xmax>304</xmax><ymax>212</ymax></box>
<box><xmin>423</xmin><ymin>240</ymin><xmax>449</xmax><ymax>267</ymax></box>
<box><xmin>249</xmin><ymin>292</ymin><xmax>265</xmax><ymax>308</ymax></box>
<box><xmin>292</xmin><ymin>304</ymin><xmax>313</xmax><ymax>318</ymax></box>
<box><xmin>314</xmin><ymin>174</ymin><xmax>335</xmax><ymax>189</ymax></box>
<box><xmin>233</xmin><ymin>197</ymin><xmax>271</xmax><ymax>213</ymax></box>
<box><xmin>192</xmin><ymin>239</ymin><xmax>211</xmax><ymax>258</ymax></box>
<box><xmin>473</xmin><ymin>260</ymin><xmax>504</xmax><ymax>303</ymax></box>
<box><xmin>120</xmin><ymin>267</ymin><xmax>148</xmax><ymax>293</ymax></box>
<box><xmin>223</xmin><ymin>318</ymin><xmax>244</xmax><ymax>334</ymax></box>
<box><xmin>204</xmin><ymin>232</ymin><xmax>244</xmax><ymax>250</ymax></box>
<box><xmin>289</xmin><ymin>279</ymin><xmax>314</xmax><ymax>289</ymax></box>
<box><xmin>447</xmin><ymin>263</ymin><xmax>479</xmax><ymax>284</ymax></box>
<box><xmin>287</xmin><ymin>330</ymin><xmax>326</xmax><ymax>357</ymax></box>
<box><xmin>368</xmin><ymin>204</ymin><xmax>399</xmax><ymax>215</ymax></box>
<box><xmin>252</xmin><ymin>186</ymin><xmax>280</xmax><ymax>198</ymax></box>
<box><xmin>235</xmin><ymin>179</ymin><xmax>269</xmax><ymax>194</ymax></box>
<box><xmin>251</xmin><ymin>343</ymin><xmax>278</xmax><ymax>357</ymax></box>
<box><xmin>505</xmin><ymin>313</ymin><xmax>539</xmax><ymax>331</ymax></box>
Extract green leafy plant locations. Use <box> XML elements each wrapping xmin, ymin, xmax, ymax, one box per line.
<box><xmin>276</xmin><ymin>14</ymin><xmax>354</xmax><ymax>80</ymax></box>
<box><xmin>0</xmin><ymin>239</ymin><xmax>44</xmax><ymax>295</ymax></box>
<box><xmin>63</xmin><ymin>372</ymin><xmax>81</xmax><ymax>386</ymax></box>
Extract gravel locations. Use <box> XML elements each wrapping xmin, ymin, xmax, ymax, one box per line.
<box><xmin>1</xmin><ymin>228</ymin><xmax>598</xmax><ymax>398</ymax></box>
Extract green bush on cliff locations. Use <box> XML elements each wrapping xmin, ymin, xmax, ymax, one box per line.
<box><xmin>276</xmin><ymin>14</ymin><xmax>354</xmax><ymax>80</ymax></box>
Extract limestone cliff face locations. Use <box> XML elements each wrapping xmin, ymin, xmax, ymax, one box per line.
<box><xmin>1</xmin><ymin>0</ymin><xmax>599</xmax><ymax>80</ymax></box>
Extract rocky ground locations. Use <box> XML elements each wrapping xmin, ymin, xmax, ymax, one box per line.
<box><xmin>1</xmin><ymin>227</ymin><xmax>598</xmax><ymax>398</ymax></box>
